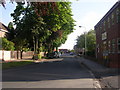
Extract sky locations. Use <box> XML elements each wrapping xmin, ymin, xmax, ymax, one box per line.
<box><xmin>0</xmin><ymin>0</ymin><xmax>118</xmax><ymax>50</ymax></box>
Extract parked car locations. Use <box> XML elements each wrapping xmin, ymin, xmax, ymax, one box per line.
<box><xmin>56</xmin><ymin>52</ymin><xmax>61</xmax><ymax>58</ymax></box>
<box><xmin>47</xmin><ymin>51</ymin><xmax>61</xmax><ymax>58</ymax></box>
<box><xmin>69</xmin><ymin>52</ymin><xmax>74</xmax><ymax>55</ymax></box>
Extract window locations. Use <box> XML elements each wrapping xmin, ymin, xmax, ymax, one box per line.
<box><xmin>103</xmin><ymin>41</ymin><xmax>108</xmax><ymax>55</ymax></box>
<box><xmin>108</xmin><ymin>17</ymin><xmax>110</xmax><ymax>28</ymax></box>
<box><xmin>102</xmin><ymin>32</ymin><xmax>107</xmax><ymax>40</ymax></box>
<box><xmin>116</xmin><ymin>8</ymin><xmax>120</xmax><ymax>23</ymax></box>
<box><xmin>103</xmin><ymin>21</ymin><xmax>105</xmax><ymax>26</ymax></box>
<box><xmin>112</xmin><ymin>13</ymin><xmax>115</xmax><ymax>25</ymax></box>
<box><xmin>108</xmin><ymin>40</ymin><xmax>111</xmax><ymax>53</ymax></box>
<box><xmin>112</xmin><ymin>39</ymin><xmax>115</xmax><ymax>53</ymax></box>
<box><xmin>103</xmin><ymin>21</ymin><xmax>106</xmax><ymax>31</ymax></box>
<box><xmin>99</xmin><ymin>24</ymin><xmax>102</xmax><ymax>32</ymax></box>
<box><xmin>118</xmin><ymin>38</ymin><xmax>120</xmax><ymax>53</ymax></box>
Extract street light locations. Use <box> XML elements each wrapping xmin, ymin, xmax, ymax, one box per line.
<box><xmin>79</xmin><ymin>26</ymin><xmax>87</xmax><ymax>56</ymax></box>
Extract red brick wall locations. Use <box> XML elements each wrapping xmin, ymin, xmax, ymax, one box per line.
<box><xmin>95</xmin><ymin>2</ymin><xmax>120</xmax><ymax>68</ymax></box>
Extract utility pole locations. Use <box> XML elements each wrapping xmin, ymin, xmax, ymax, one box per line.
<box><xmin>79</xmin><ymin>26</ymin><xmax>87</xmax><ymax>56</ymax></box>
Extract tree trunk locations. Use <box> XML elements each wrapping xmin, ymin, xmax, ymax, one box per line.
<box><xmin>35</xmin><ymin>37</ymin><xmax>37</xmax><ymax>54</ymax></box>
<box><xmin>20</xmin><ymin>50</ymin><xmax>23</xmax><ymax>59</ymax></box>
<box><xmin>33</xmin><ymin>36</ymin><xmax>36</xmax><ymax>54</ymax></box>
<box><xmin>56</xmin><ymin>47</ymin><xmax>58</xmax><ymax>51</ymax></box>
<box><xmin>48</xmin><ymin>44</ymin><xmax>51</xmax><ymax>53</ymax></box>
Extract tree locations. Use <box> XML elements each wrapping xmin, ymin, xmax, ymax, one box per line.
<box><xmin>76</xmin><ymin>34</ymin><xmax>85</xmax><ymax>48</ymax></box>
<box><xmin>2</xmin><ymin>38</ymin><xmax>15</xmax><ymax>50</ymax></box>
<box><xmin>6</xmin><ymin>22</ymin><xmax>16</xmax><ymax>42</ymax></box>
<box><xmin>86</xmin><ymin>30</ymin><xmax>96</xmax><ymax>56</ymax></box>
<box><xmin>43</xmin><ymin>2</ymin><xmax>75</xmax><ymax>53</ymax></box>
<box><xmin>76</xmin><ymin>30</ymin><xmax>96</xmax><ymax>56</ymax></box>
<box><xmin>11</xmin><ymin>2</ymin><xmax>51</xmax><ymax>59</ymax></box>
<box><xmin>10</xmin><ymin>2</ymin><xmax>75</xmax><ymax>59</ymax></box>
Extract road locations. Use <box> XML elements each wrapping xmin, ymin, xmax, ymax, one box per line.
<box><xmin>2</xmin><ymin>54</ymin><xmax>97</xmax><ymax>88</ymax></box>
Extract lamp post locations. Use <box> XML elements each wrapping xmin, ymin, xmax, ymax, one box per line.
<box><xmin>79</xmin><ymin>26</ymin><xmax>87</xmax><ymax>56</ymax></box>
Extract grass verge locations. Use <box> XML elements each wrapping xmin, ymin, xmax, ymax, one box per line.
<box><xmin>2</xmin><ymin>61</ymin><xmax>34</xmax><ymax>70</ymax></box>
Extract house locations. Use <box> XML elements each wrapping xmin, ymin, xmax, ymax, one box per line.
<box><xmin>94</xmin><ymin>1</ymin><xmax>120</xmax><ymax>68</ymax></box>
<box><xmin>0</xmin><ymin>22</ymin><xmax>9</xmax><ymax>37</ymax></box>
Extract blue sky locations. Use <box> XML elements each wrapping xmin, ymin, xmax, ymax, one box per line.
<box><xmin>0</xmin><ymin>0</ymin><xmax>118</xmax><ymax>50</ymax></box>
<box><xmin>0</xmin><ymin>1</ymin><xmax>16</xmax><ymax>25</ymax></box>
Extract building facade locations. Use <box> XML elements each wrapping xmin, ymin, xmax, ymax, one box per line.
<box><xmin>58</xmin><ymin>49</ymin><xmax>68</xmax><ymax>53</ymax></box>
<box><xmin>74</xmin><ymin>45</ymin><xmax>84</xmax><ymax>55</ymax></box>
<box><xmin>94</xmin><ymin>1</ymin><xmax>120</xmax><ymax>68</ymax></box>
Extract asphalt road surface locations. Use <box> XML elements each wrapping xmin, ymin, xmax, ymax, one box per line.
<box><xmin>2</xmin><ymin>54</ymin><xmax>96</xmax><ymax>88</ymax></box>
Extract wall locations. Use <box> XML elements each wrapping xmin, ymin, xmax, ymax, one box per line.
<box><xmin>0</xmin><ymin>50</ymin><xmax>11</xmax><ymax>61</ymax></box>
<box><xmin>0</xmin><ymin>51</ymin><xmax>34</xmax><ymax>61</ymax></box>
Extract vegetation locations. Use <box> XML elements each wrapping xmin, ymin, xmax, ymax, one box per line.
<box><xmin>0</xmin><ymin>1</ymin><xmax>75</xmax><ymax>60</ymax></box>
<box><xmin>2</xmin><ymin>61</ymin><xmax>34</xmax><ymax>69</ymax></box>
<box><xmin>75</xmin><ymin>30</ymin><xmax>96</xmax><ymax>56</ymax></box>
<box><xmin>7</xmin><ymin>2</ymin><xmax>75</xmax><ymax>59</ymax></box>
<box><xmin>2</xmin><ymin>38</ymin><xmax>15</xmax><ymax>50</ymax></box>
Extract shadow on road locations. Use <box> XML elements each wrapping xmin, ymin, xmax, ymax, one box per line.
<box><xmin>2</xmin><ymin>55</ymin><xmax>94</xmax><ymax>82</ymax></box>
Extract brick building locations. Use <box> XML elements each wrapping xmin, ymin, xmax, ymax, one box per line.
<box><xmin>94</xmin><ymin>1</ymin><xmax>120</xmax><ymax>68</ymax></box>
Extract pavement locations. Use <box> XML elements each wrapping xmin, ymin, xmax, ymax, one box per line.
<box><xmin>75</xmin><ymin>56</ymin><xmax>120</xmax><ymax>89</ymax></box>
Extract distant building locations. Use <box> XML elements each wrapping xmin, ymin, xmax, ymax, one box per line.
<box><xmin>74</xmin><ymin>45</ymin><xmax>84</xmax><ymax>55</ymax></box>
<box><xmin>94</xmin><ymin>1</ymin><xmax>120</xmax><ymax>68</ymax></box>
<box><xmin>58</xmin><ymin>49</ymin><xmax>68</xmax><ymax>53</ymax></box>
<box><xmin>0</xmin><ymin>22</ymin><xmax>9</xmax><ymax>37</ymax></box>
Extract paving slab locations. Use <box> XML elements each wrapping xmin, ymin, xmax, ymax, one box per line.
<box><xmin>75</xmin><ymin>56</ymin><xmax>120</xmax><ymax>89</ymax></box>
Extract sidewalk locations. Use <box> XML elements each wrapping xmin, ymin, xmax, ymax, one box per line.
<box><xmin>1</xmin><ymin>57</ymin><xmax>63</xmax><ymax>63</ymax></box>
<box><xmin>75</xmin><ymin>56</ymin><xmax>120</xmax><ymax>89</ymax></box>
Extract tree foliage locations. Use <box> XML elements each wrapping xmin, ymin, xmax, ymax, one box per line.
<box><xmin>2</xmin><ymin>38</ymin><xmax>15</xmax><ymax>50</ymax></box>
<box><xmin>6</xmin><ymin>1</ymin><xmax>75</xmax><ymax>59</ymax></box>
<box><xmin>76</xmin><ymin>30</ymin><xmax>96</xmax><ymax>56</ymax></box>
<box><xmin>6</xmin><ymin>22</ymin><xmax>16</xmax><ymax>42</ymax></box>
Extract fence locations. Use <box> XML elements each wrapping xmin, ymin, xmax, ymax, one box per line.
<box><xmin>0</xmin><ymin>50</ymin><xmax>34</xmax><ymax>61</ymax></box>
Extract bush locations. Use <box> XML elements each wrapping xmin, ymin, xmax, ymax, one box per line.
<box><xmin>32</xmin><ymin>54</ymin><xmax>42</xmax><ymax>60</ymax></box>
<box><xmin>86</xmin><ymin>50</ymin><xmax>95</xmax><ymax>57</ymax></box>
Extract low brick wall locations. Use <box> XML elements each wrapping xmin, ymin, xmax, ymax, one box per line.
<box><xmin>0</xmin><ymin>51</ymin><xmax>35</xmax><ymax>61</ymax></box>
<box><xmin>84</xmin><ymin>56</ymin><xmax>97</xmax><ymax>62</ymax></box>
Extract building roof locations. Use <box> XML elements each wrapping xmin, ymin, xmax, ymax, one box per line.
<box><xmin>94</xmin><ymin>1</ymin><xmax>120</xmax><ymax>28</ymax></box>
<box><xmin>0</xmin><ymin>22</ymin><xmax>9</xmax><ymax>32</ymax></box>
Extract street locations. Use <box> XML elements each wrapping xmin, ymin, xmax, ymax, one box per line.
<box><xmin>2</xmin><ymin>54</ymin><xmax>97</xmax><ymax>88</ymax></box>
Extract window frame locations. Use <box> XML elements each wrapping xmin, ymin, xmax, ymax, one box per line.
<box><xmin>112</xmin><ymin>39</ymin><xmax>115</xmax><ymax>53</ymax></box>
<box><xmin>108</xmin><ymin>17</ymin><xmax>110</xmax><ymax>28</ymax></box>
<box><xmin>111</xmin><ymin>12</ymin><xmax>115</xmax><ymax>25</ymax></box>
<box><xmin>108</xmin><ymin>40</ymin><xmax>111</xmax><ymax>53</ymax></box>
<box><xmin>116</xmin><ymin>8</ymin><xmax>120</xmax><ymax>23</ymax></box>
